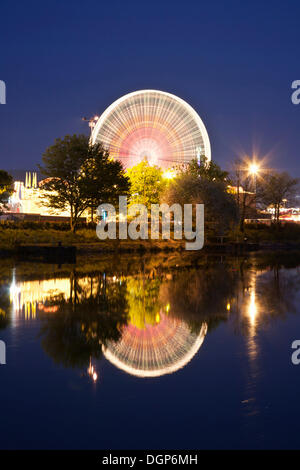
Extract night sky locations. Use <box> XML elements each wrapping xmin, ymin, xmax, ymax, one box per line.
<box><xmin>1</xmin><ymin>0</ymin><xmax>299</xmax><ymax>175</ymax></box>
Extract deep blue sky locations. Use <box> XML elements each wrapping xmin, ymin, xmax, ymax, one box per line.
<box><xmin>1</xmin><ymin>0</ymin><xmax>299</xmax><ymax>175</ymax></box>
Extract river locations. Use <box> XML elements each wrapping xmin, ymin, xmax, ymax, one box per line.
<box><xmin>0</xmin><ymin>252</ymin><xmax>300</xmax><ymax>449</ymax></box>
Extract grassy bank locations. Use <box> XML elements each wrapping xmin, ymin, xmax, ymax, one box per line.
<box><xmin>0</xmin><ymin>226</ymin><xmax>186</xmax><ymax>254</ymax></box>
<box><xmin>243</xmin><ymin>222</ymin><xmax>300</xmax><ymax>242</ymax></box>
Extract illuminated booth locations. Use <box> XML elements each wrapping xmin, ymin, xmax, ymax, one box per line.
<box><xmin>91</xmin><ymin>89</ymin><xmax>211</xmax><ymax>169</ymax></box>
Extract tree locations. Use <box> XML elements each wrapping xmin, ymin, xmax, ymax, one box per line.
<box><xmin>258</xmin><ymin>171</ymin><xmax>299</xmax><ymax>223</ymax></box>
<box><xmin>126</xmin><ymin>277</ymin><xmax>161</xmax><ymax>329</ymax></box>
<box><xmin>39</xmin><ymin>134</ymin><xmax>90</xmax><ymax>231</ymax></box>
<box><xmin>39</xmin><ymin>271</ymin><xmax>128</xmax><ymax>368</ymax></box>
<box><xmin>80</xmin><ymin>144</ymin><xmax>130</xmax><ymax>221</ymax></box>
<box><xmin>0</xmin><ymin>284</ymin><xmax>11</xmax><ymax>330</ymax></box>
<box><xmin>187</xmin><ymin>156</ymin><xmax>230</xmax><ymax>182</ymax></box>
<box><xmin>39</xmin><ymin>135</ymin><xmax>129</xmax><ymax>231</ymax></box>
<box><xmin>162</xmin><ymin>173</ymin><xmax>238</xmax><ymax>237</ymax></box>
<box><xmin>127</xmin><ymin>160</ymin><xmax>165</xmax><ymax>210</ymax></box>
<box><xmin>238</xmin><ymin>177</ymin><xmax>256</xmax><ymax>231</ymax></box>
<box><xmin>159</xmin><ymin>264</ymin><xmax>238</xmax><ymax>332</ymax></box>
<box><xmin>0</xmin><ymin>170</ymin><xmax>13</xmax><ymax>214</ymax></box>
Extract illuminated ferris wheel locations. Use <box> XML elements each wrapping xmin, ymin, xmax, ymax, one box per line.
<box><xmin>90</xmin><ymin>90</ymin><xmax>211</xmax><ymax>169</ymax></box>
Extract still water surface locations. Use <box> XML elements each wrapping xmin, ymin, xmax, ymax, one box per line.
<box><xmin>0</xmin><ymin>252</ymin><xmax>300</xmax><ymax>449</ymax></box>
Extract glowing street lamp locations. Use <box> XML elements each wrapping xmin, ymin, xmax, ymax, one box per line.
<box><xmin>163</xmin><ymin>169</ymin><xmax>176</xmax><ymax>180</ymax></box>
<box><xmin>249</xmin><ymin>163</ymin><xmax>260</xmax><ymax>176</ymax></box>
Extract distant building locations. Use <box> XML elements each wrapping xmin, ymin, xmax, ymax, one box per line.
<box><xmin>6</xmin><ymin>171</ymin><xmax>71</xmax><ymax>219</ymax></box>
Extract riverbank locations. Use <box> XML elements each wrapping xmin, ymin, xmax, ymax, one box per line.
<box><xmin>0</xmin><ymin>225</ymin><xmax>300</xmax><ymax>259</ymax></box>
<box><xmin>1</xmin><ymin>248</ymin><xmax>300</xmax><ymax>282</ymax></box>
<box><xmin>0</xmin><ymin>227</ymin><xmax>186</xmax><ymax>258</ymax></box>
<box><xmin>1</xmin><ymin>239</ymin><xmax>300</xmax><ymax>262</ymax></box>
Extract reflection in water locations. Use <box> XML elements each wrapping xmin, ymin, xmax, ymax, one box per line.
<box><xmin>103</xmin><ymin>276</ymin><xmax>208</xmax><ymax>377</ymax></box>
<box><xmin>231</xmin><ymin>260</ymin><xmax>300</xmax><ymax>427</ymax></box>
<box><xmin>243</xmin><ymin>272</ymin><xmax>260</xmax><ymax>420</ymax></box>
<box><xmin>87</xmin><ymin>357</ymin><xmax>98</xmax><ymax>383</ymax></box>
<box><xmin>38</xmin><ymin>274</ymin><xmax>129</xmax><ymax>369</ymax></box>
<box><xmin>3</xmin><ymin>255</ymin><xmax>300</xmax><ymax>449</ymax></box>
<box><xmin>10</xmin><ymin>276</ymin><xmax>70</xmax><ymax>317</ymax></box>
<box><xmin>2</xmin><ymin>255</ymin><xmax>300</xmax><ymax>386</ymax></box>
<box><xmin>0</xmin><ymin>283</ymin><xmax>10</xmax><ymax>330</ymax></box>
<box><xmin>9</xmin><ymin>274</ymin><xmax>107</xmax><ymax>319</ymax></box>
<box><xmin>248</xmin><ymin>289</ymin><xmax>257</xmax><ymax>328</ymax></box>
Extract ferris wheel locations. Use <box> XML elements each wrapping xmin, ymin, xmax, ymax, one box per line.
<box><xmin>90</xmin><ymin>89</ymin><xmax>211</xmax><ymax>169</ymax></box>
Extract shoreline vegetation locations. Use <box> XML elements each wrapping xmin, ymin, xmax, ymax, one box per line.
<box><xmin>1</xmin><ymin>221</ymin><xmax>300</xmax><ymax>258</ymax></box>
<box><xmin>1</xmin><ymin>249</ymin><xmax>300</xmax><ymax>283</ymax></box>
<box><xmin>1</xmin><ymin>138</ymin><xmax>299</xmax><ymax>259</ymax></box>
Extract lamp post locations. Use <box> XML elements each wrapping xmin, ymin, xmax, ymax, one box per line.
<box><xmin>82</xmin><ymin>115</ymin><xmax>100</xmax><ymax>223</ymax></box>
<box><xmin>82</xmin><ymin>115</ymin><xmax>99</xmax><ymax>135</ymax></box>
<box><xmin>248</xmin><ymin>163</ymin><xmax>259</xmax><ymax>194</ymax></box>
<box><xmin>248</xmin><ymin>162</ymin><xmax>260</xmax><ymax>211</ymax></box>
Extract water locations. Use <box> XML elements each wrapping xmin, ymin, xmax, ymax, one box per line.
<box><xmin>1</xmin><ymin>252</ymin><xmax>300</xmax><ymax>449</ymax></box>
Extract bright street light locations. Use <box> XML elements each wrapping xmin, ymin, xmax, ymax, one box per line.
<box><xmin>248</xmin><ymin>161</ymin><xmax>260</xmax><ymax>198</ymax></box>
<box><xmin>163</xmin><ymin>169</ymin><xmax>176</xmax><ymax>180</ymax></box>
<box><xmin>249</xmin><ymin>162</ymin><xmax>260</xmax><ymax>175</ymax></box>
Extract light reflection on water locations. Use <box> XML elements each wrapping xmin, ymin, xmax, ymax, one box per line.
<box><xmin>3</xmin><ymin>257</ymin><xmax>300</xmax><ymax>380</ymax></box>
<box><xmin>7</xmin><ymin>268</ymin><xmax>210</xmax><ymax>379</ymax></box>
<box><xmin>1</xmin><ymin>253</ymin><xmax>300</xmax><ymax>448</ymax></box>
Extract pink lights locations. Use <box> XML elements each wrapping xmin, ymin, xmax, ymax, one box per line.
<box><xmin>118</xmin><ymin>126</ymin><xmax>173</xmax><ymax>168</ymax></box>
<box><xmin>91</xmin><ymin>90</ymin><xmax>211</xmax><ymax>169</ymax></box>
